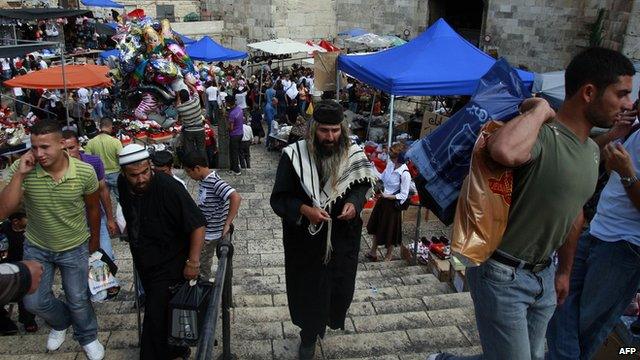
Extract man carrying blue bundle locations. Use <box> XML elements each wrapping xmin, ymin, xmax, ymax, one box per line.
<box><xmin>429</xmin><ymin>47</ymin><xmax>635</xmax><ymax>360</ymax></box>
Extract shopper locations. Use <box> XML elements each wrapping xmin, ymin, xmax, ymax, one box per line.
<box><xmin>240</xmin><ymin>118</ymin><xmax>253</xmax><ymax>169</ymax></box>
<box><xmin>84</xmin><ymin>118</ymin><xmax>123</xmax><ymax>198</ymax></box>
<box><xmin>226</xmin><ymin>95</ymin><xmax>244</xmax><ymax>175</ymax></box>
<box><xmin>176</xmin><ymin>89</ymin><xmax>206</xmax><ymax>160</ymax></box>
<box><xmin>150</xmin><ymin>150</ymin><xmax>187</xmax><ymax>188</ymax></box>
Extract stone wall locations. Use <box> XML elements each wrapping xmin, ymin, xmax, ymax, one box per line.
<box><xmin>484</xmin><ymin>0</ymin><xmax>634</xmax><ymax>72</ymax></box>
<box><xmin>335</xmin><ymin>0</ymin><xmax>429</xmax><ymax>38</ymax></box>
<box><xmin>272</xmin><ymin>0</ymin><xmax>336</xmax><ymax>42</ymax></box>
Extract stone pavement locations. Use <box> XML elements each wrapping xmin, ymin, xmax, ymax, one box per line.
<box><xmin>0</xmin><ymin>144</ymin><xmax>480</xmax><ymax>359</ymax></box>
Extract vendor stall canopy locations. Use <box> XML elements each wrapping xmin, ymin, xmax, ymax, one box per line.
<box><xmin>337</xmin><ymin>18</ymin><xmax>534</xmax><ymax>96</ymax></box>
<box><xmin>247</xmin><ymin>38</ymin><xmax>318</xmax><ymax>55</ymax></box>
<box><xmin>3</xmin><ymin>64</ymin><xmax>111</xmax><ymax>89</ymax></box>
<box><xmin>186</xmin><ymin>36</ymin><xmax>247</xmax><ymax>62</ymax></box>
<box><xmin>338</xmin><ymin>28</ymin><xmax>368</xmax><ymax>37</ymax></box>
<box><xmin>0</xmin><ymin>8</ymin><xmax>92</xmax><ymax>20</ymax></box>
<box><xmin>81</xmin><ymin>0</ymin><xmax>124</xmax><ymax>8</ymax></box>
<box><xmin>0</xmin><ymin>40</ymin><xmax>59</xmax><ymax>58</ymax></box>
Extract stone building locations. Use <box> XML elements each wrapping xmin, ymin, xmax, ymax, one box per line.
<box><xmin>2</xmin><ymin>0</ymin><xmax>640</xmax><ymax>72</ymax></box>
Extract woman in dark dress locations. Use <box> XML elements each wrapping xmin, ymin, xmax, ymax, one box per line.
<box><xmin>250</xmin><ymin>104</ymin><xmax>265</xmax><ymax>143</ymax></box>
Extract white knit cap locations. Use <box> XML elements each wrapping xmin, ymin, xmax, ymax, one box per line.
<box><xmin>119</xmin><ymin>144</ymin><xmax>150</xmax><ymax>166</ymax></box>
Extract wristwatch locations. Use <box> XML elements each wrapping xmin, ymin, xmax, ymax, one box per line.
<box><xmin>620</xmin><ymin>175</ymin><xmax>639</xmax><ymax>188</ymax></box>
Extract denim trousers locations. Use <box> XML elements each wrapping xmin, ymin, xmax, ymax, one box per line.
<box><xmin>104</xmin><ymin>171</ymin><xmax>119</xmax><ymax>200</ymax></box>
<box><xmin>22</xmin><ymin>241</ymin><xmax>98</xmax><ymax>346</ymax></box>
<box><xmin>440</xmin><ymin>258</ymin><xmax>557</xmax><ymax>360</ymax></box>
<box><xmin>99</xmin><ymin>213</ymin><xmax>115</xmax><ymax>261</ymax></box>
<box><xmin>546</xmin><ymin>233</ymin><xmax>640</xmax><ymax>360</ymax></box>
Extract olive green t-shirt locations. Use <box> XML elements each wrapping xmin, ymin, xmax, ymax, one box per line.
<box><xmin>498</xmin><ymin>120</ymin><xmax>599</xmax><ymax>263</ymax></box>
<box><xmin>84</xmin><ymin>133</ymin><xmax>122</xmax><ymax>174</ymax></box>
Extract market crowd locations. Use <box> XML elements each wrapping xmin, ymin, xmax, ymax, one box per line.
<box><xmin>1</xmin><ymin>32</ymin><xmax>640</xmax><ymax>360</ymax></box>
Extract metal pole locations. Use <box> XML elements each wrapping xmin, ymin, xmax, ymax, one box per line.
<box><xmin>12</xmin><ymin>24</ymin><xmax>17</xmax><ymax>45</ymax></box>
<box><xmin>258</xmin><ymin>66</ymin><xmax>263</xmax><ymax>108</ymax></box>
<box><xmin>366</xmin><ymin>93</ymin><xmax>376</xmax><ymax>140</ymax></box>
<box><xmin>413</xmin><ymin>206</ymin><xmax>421</xmax><ymax>265</ymax></box>
<box><xmin>59</xmin><ymin>44</ymin><xmax>70</xmax><ymax>126</ymax></box>
<box><xmin>387</xmin><ymin>95</ymin><xmax>395</xmax><ymax>148</ymax></box>
<box><xmin>335</xmin><ymin>70</ymin><xmax>340</xmax><ymax>101</ymax></box>
<box><xmin>221</xmin><ymin>241</ymin><xmax>233</xmax><ymax>360</ymax></box>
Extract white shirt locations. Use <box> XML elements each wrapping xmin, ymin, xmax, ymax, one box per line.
<box><xmin>39</xmin><ymin>60</ymin><xmax>48</xmax><ymax>69</ymax></box>
<box><xmin>0</xmin><ymin>58</ymin><xmax>10</xmax><ymax>71</ymax></box>
<box><xmin>379</xmin><ymin>161</ymin><xmax>411</xmax><ymax>203</ymax></box>
<box><xmin>235</xmin><ymin>89</ymin><xmax>248</xmax><ymax>109</ymax></box>
<box><xmin>590</xmin><ymin>129</ymin><xmax>640</xmax><ymax>246</ymax></box>
<box><xmin>206</xmin><ymin>86</ymin><xmax>218</xmax><ymax>102</ymax></box>
<box><xmin>242</xmin><ymin>124</ymin><xmax>253</xmax><ymax>142</ymax></box>
<box><xmin>77</xmin><ymin>88</ymin><xmax>90</xmax><ymax>105</ymax></box>
<box><xmin>12</xmin><ymin>87</ymin><xmax>23</xmax><ymax>97</ymax></box>
<box><xmin>217</xmin><ymin>91</ymin><xmax>227</xmax><ymax>106</ymax></box>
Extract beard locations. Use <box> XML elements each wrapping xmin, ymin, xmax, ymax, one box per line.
<box><xmin>585</xmin><ymin>98</ymin><xmax>614</xmax><ymax>129</ymax></box>
<box><xmin>313</xmin><ymin>137</ymin><xmax>346</xmax><ymax>187</ymax></box>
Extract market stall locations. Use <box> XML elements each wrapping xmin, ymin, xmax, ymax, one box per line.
<box><xmin>186</xmin><ymin>36</ymin><xmax>247</xmax><ymax>62</ymax></box>
<box><xmin>4</xmin><ymin>64</ymin><xmax>111</xmax><ymax>89</ymax></box>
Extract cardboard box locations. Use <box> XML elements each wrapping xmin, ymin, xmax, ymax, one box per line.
<box><xmin>420</xmin><ymin>111</ymin><xmax>450</xmax><ymax>138</ymax></box>
<box><xmin>428</xmin><ymin>252</ymin><xmax>451</xmax><ymax>282</ymax></box>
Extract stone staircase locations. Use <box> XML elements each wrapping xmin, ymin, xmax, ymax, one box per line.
<box><xmin>0</xmin><ymin>144</ymin><xmax>480</xmax><ymax>359</ymax></box>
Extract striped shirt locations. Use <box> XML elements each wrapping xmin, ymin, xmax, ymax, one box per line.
<box><xmin>134</xmin><ymin>93</ymin><xmax>159</xmax><ymax>120</ymax></box>
<box><xmin>7</xmin><ymin>156</ymin><xmax>99</xmax><ymax>252</ymax></box>
<box><xmin>177</xmin><ymin>97</ymin><xmax>204</xmax><ymax>132</ymax></box>
<box><xmin>197</xmin><ymin>171</ymin><xmax>235</xmax><ymax>241</ymax></box>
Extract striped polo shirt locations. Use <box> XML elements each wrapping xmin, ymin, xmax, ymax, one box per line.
<box><xmin>197</xmin><ymin>171</ymin><xmax>235</xmax><ymax>241</ymax></box>
<box><xmin>176</xmin><ymin>97</ymin><xmax>204</xmax><ymax>132</ymax></box>
<box><xmin>7</xmin><ymin>156</ymin><xmax>99</xmax><ymax>252</ymax></box>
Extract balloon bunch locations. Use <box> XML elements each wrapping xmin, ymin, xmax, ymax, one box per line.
<box><xmin>106</xmin><ymin>18</ymin><xmax>200</xmax><ymax>124</ymax></box>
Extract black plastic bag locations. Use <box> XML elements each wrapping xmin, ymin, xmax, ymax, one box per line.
<box><xmin>167</xmin><ymin>280</ymin><xmax>213</xmax><ymax>347</ymax></box>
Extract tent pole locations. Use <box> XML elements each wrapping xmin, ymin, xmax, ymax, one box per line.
<box><xmin>258</xmin><ymin>66</ymin><xmax>263</xmax><ymax>108</ymax></box>
<box><xmin>12</xmin><ymin>24</ymin><xmax>17</xmax><ymax>45</ymax></box>
<box><xmin>366</xmin><ymin>93</ymin><xmax>376</xmax><ymax>140</ymax></box>
<box><xmin>60</xmin><ymin>44</ymin><xmax>70</xmax><ymax>127</ymax></box>
<box><xmin>388</xmin><ymin>95</ymin><xmax>395</xmax><ymax>149</ymax></box>
<box><xmin>335</xmin><ymin>70</ymin><xmax>340</xmax><ymax>101</ymax></box>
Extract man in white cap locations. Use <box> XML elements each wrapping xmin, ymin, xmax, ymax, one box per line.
<box><xmin>117</xmin><ymin>144</ymin><xmax>206</xmax><ymax>360</ymax></box>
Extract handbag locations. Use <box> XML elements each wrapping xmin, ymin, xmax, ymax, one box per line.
<box><xmin>167</xmin><ymin>279</ymin><xmax>214</xmax><ymax>346</ymax></box>
<box><xmin>394</xmin><ymin>170</ymin><xmax>415</xmax><ymax>211</ymax></box>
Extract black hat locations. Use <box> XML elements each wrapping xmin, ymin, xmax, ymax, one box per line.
<box><xmin>151</xmin><ymin>150</ymin><xmax>173</xmax><ymax>167</ymax></box>
<box><xmin>313</xmin><ymin>100</ymin><xmax>343</xmax><ymax>125</ymax></box>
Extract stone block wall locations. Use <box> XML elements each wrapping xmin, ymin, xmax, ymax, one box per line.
<box><xmin>335</xmin><ymin>0</ymin><xmax>429</xmax><ymax>38</ymax></box>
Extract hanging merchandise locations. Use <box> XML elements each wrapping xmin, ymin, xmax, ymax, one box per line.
<box><xmin>407</xmin><ymin>58</ymin><xmax>530</xmax><ymax>225</ymax></box>
<box><xmin>167</xmin><ymin>280</ymin><xmax>213</xmax><ymax>347</ymax></box>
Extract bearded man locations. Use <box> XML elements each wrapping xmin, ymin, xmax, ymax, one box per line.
<box><xmin>270</xmin><ymin>100</ymin><xmax>377</xmax><ymax>359</ymax></box>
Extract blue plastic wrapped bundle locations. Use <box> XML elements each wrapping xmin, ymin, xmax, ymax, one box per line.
<box><xmin>407</xmin><ymin>58</ymin><xmax>531</xmax><ymax>224</ymax></box>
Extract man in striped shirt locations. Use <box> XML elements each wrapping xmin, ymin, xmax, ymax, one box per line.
<box><xmin>182</xmin><ymin>151</ymin><xmax>241</xmax><ymax>280</ymax></box>
<box><xmin>176</xmin><ymin>89</ymin><xmax>206</xmax><ymax>160</ymax></box>
<box><xmin>0</xmin><ymin>120</ymin><xmax>104</xmax><ymax>360</ymax></box>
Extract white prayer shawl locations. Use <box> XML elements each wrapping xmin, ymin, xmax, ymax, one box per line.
<box><xmin>283</xmin><ymin>140</ymin><xmax>377</xmax><ymax>263</ymax></box>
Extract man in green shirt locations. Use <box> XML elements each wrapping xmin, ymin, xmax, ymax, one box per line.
<box><xmin>0</xmin><ymin>120</ymin><xmax>104</xmax><ymax>360</ymax></box>
<box><xmin>84</xmin><ymin>118</ymin><xmax>122</xmax><ymax>198</ymax></box>
<box><xmin>429</xmin><ymin>48</ymin><xmax>635</xmax><ymax>360</ymax></box>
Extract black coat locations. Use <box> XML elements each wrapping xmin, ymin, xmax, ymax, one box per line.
<box><xmin>270</xmin><ymin>154</ymin><xmax>370</xmax><ymax>336</ymax></box>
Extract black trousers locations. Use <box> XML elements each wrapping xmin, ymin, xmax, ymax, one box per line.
<box><xmin>239</xmin><ymin>141</ymin><xmax>251</xmax><ymax>169</ymax></box>
<box><xmin>229</xmin><ymin>135</ymin><xmax>242</xmax><ymax>172</ymax></box>
<box><xmin>182</xmin><ymin>130</ymin><xmax>206</xmax><ymax>160</ymax></box>
<box><xmin>138</xmin><ymin>256</ymin><xmax>188</xmax><ymax>360</ymax></box>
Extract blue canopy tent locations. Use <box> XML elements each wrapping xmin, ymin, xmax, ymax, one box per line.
<box><xmin>336</xmin><ymin>18</ymin><xmax>535</xmax><ymax>147</ymax></box>
<box><xmin>176</xmin><ymin>32</ymin><xmax>196</xmax><ymax>45</ymax></box>
<box><xmin>81</xmin><ymin>0</ymin><xmax>124</xmax><ymax>8</ymax></box>
<box><xmin>186</xmin><ymin>36</ymin><xmax>247</xmax><ymax>62</ymax></box>
<box><xmin>338</xmin><ymin>28</ymin><xmax>368</xmax><ymax>37</ymax></box>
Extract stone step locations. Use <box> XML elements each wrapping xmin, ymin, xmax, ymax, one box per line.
<box><xmin>233</xmin><ymin>280</ymin><xmax>452</xmax><ymax>297</ymax></box>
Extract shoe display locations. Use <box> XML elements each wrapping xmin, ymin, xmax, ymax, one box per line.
<box><xmin>46</xmin><ymin>328</ymin><xmax>68</xmax><ymax>351</ymax></box>
<box><xmin>82</xmin><ymin>339</ymin><xmax>105</xmax><ymax>360</ymax></box>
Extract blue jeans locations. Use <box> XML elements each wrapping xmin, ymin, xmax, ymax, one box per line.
<box><xmin>104</xmin><ymin>171</ymin><xmax>119</xmax><ymax>200</ymax></box>
<box><xmin>22</xmin><ymin>241</ymin><xmax>98</xmax><ymax>346</ymax></box>
<box><xmin>99</xmin><ymin>214</ymin><xmax>115</xmax><ymax>261</ymax></box>
<box><xmin>440</xmin><ymin>257</ymin><xmax>557</xmax><ymax>360</ymax></box>
<box><xmin>546</xmin><ymin>233</ymin><xmax>640</xmax><ymax>360</ymax></box>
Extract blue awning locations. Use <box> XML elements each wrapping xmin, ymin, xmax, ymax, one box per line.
<box><xmin>175</xmin><ymin>32</ymin><xmax>196</xmax><ymax>45</ymax></box>
<box><xmin>81</xmin><ymin>0</ymin><xmax>124</xmax><ymax>8</ymax></box>
<box><xmin>337</xmin><ymin>19</ymin><xmax>534</xmax><ymax>96</ymax></box>
<box><xmin>186</xmin><ymin>36</ymin><xmax>247</xmax><ymax>62</ymax></box>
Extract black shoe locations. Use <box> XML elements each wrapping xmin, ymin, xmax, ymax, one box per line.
<box><xmin>298</xmin><ymin>341</ymin><xmax>316</xmax><ymax>360</ymax></box>
<box><xmin>631</xmin><ymin>317</ymin><xmax>640</xmax><ymax>335</ymax></box>
<box><xmin>431</xmin><ymin>236</ymin><xmax>441</xmax><ymax>244</ymax></box>
<box><xmin>439</xmin><ymin>236</ymin><xmax>450</xmax><ymax>245</ymax></box>
<box><xmin>0</xmin><ymin>315</ymin><xmax>18</xmax><ymax>336</ymax></box>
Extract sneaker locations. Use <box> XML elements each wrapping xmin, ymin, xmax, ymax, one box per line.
<box><xmin>46</xmin><ymin>328</ymin><xmax>67</xmax><ymax>351</ymax></box>
<box><xmin>227</xmin><ymin>170</ymin><xmax>242</xmax><ymax>176</ymax></box>
<box><xmin>82</xmin><ymin>339</ymin><xmax>105</xmax><ymax>360</ymax></box>
<box><xmin>426</xmin><ymin>354</ymin><xmax>442</xmax><ymax>360</ymax></box>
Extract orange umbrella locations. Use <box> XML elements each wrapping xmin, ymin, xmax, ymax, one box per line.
<box><xmin>3</xmin><ymin>64</ymin><xmax>111</xmax><ymax>89</ymax></box>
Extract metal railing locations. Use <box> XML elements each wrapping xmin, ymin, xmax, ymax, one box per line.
<box><xmin>195</xmin><ymin>232</ymin><xmax>235</xmax><ymax>360</ymax></box>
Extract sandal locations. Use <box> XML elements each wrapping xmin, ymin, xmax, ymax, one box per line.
<box><xmin>364</xmin><ymin>252</ymin><xmax>378</xmax><ymax>262</ymax></box>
